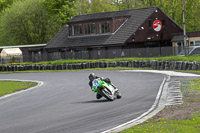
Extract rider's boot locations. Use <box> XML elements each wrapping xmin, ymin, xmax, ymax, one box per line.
<box><xmin>96</xmin><ymin>93</ymin><xmax>102</xmax><ymax>99</ymax></box>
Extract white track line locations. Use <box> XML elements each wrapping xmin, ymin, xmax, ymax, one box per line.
<box><xmin>102</xmin><ymin>70</ymin><xmax>200</xmax><ymax>133</ymax></box>
<box><xmin>123</xmin><ymin>70</ymin><xmax>200</xmax><ymax>77</ymax></box>
<box><xmin>102</xmin><ymin>74</ymin><xmax>167</xmax><ymax>133</ymax></box>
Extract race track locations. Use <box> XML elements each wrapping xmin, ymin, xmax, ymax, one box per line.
<box><xmin>0</xmin><ymin>70</ymin><xmax>165</xmax><ymax>133</ymax></box>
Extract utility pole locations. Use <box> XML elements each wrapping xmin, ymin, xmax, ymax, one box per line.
<box><xmin>79</xmin><ymin>0</ymin><xmax>82</xmax><ymax>15</ymax></box>
<box><xmin>183</xmin><ymin>0</ymin><xmax>188</xmax><ymax>56</ymax></box>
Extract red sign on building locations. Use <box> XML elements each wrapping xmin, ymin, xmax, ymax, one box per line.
<box><xmin>153</xmin><ymin>20</ymin><xmax>162</xmax><ymax>32</ymax></box>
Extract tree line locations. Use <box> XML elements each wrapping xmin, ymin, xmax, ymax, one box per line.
<box><xmin>0</xmin><ymin>0</ymin><xmax>199</xmax><ymax>46</ymax></box>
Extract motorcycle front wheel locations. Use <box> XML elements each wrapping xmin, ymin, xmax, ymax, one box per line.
<box><xmin>101</xmin><ymin>87</ymin><xmax>114</xmax><ymax>101</ymax></box>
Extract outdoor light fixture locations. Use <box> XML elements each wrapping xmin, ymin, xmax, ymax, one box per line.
<box><xmin>147</xmin><ymin>37</ymin><xmax>151</xmax><ymax>40</ymax></box>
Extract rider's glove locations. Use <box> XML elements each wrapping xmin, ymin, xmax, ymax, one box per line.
<box><xmin>92</xmin><ymin>87</ymin><xmax>98</xmax><ymax>92</ymax></box>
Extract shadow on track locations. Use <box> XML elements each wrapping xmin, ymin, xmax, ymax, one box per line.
<box><xmin>74</xmin><ymin>99</ymin><xmax>110</xmax><ymax>104</ymax></box>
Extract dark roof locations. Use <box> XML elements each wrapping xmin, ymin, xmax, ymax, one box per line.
<box><xmin>45</xmin><ymin>26</ymin><xmax>69</xmax><ymax>49</ymax></box>
<box><xmin>65</xmin><ymin>35</ymin><xmax>111</xmax><ymax>48</ymax></box>
<box><xmin>46</xmin><ymin>7</ymin><xmax>161</xmax><ymax>49</ymax></box>
<box><xmin>171</xmin><ymin>34</ymin><xmax>184</xmax><ymax>42</ymax></box>
<box><xmin>67</xmin><ymin>10</ymin><xmax>131</xmax><ymax>23</ymax></box>
<box><xmin>45</xmin><ymin>26</ymin><xmax>112</xmax><ymax>49</ymax></box>
<box><xmin>105</xmin><ymin>7</ymin><xmax>156</xmax><ymax>45</ymax></box>
<box><xmin>171</xmin><ymin>31</ymin><xmax>200</xmax><ymax>42</ymax></box>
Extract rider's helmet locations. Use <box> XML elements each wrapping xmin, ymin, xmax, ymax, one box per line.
<box><xmin>89</xmin><ymin>73</ymin><xmax>95</xmax><ymax>81</ymax></box>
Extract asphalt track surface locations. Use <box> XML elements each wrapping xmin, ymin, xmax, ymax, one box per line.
<box><xmin>0</xmin><ymin>70</ymin><xmax>164</xmax><ymax>133</ymax></box>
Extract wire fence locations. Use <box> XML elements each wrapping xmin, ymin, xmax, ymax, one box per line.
<box><xmin>0</xmin><ymin>46</ymin><xmax>176</xmax><ymax>64</ymax></box>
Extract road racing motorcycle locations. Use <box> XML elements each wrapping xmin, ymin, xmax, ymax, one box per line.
<box><xmin>92</xmin><ymin>78</ymin><xmax>121</xmax><ymax>101</ymax></box>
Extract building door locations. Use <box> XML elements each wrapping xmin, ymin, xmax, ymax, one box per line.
<box><xmin>31</xmin><ymin>51</ymin><xmax>42</xmax><ymax>62</ymax></box>
<box><xmin>177</xmin><ymin>42</ymin><xmax>184</xmax><ymax>54</ymax></box>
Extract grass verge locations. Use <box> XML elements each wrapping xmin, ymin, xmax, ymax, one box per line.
<box><xmin>0</xmin><ymin>81</ymin><xmax>37</xmax><ymax>97</ymax></box>
<box><xmin>120</xmin><ymin>79</ymin><xmax>200</xmax><ymax>133</ymax></box>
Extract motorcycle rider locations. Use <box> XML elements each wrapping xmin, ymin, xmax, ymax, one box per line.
<box><xmin>88</xmin><ymin>73</ymin><xmax>121</xmax><ymax>99</ymax></box>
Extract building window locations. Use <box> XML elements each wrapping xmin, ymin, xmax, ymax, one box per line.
<box><xmin>195</xmin><ymin>40</ymin><xmax>200</xmax><ymax>46</ymax></box>
<box><xmin>99</xmin><ymin>22</ymin><xmax>110</xmax><ymax>34</ymax></box>
<box><xmin>31</xmin><ymin>51</ymin><xmax>42</xmax><ymax>62</ymax></box>
<box><xmin>99</xmin><ymin>24</ymin><xmax>102</xmax><ymax>33</ymax></box>
<box><xmin>85</xmin><ymin>23</ymin><xmax>96</xmax><ymax>34</ymax></box>
<box><xmin>72</xmin><ymin>24</ymin><xmax>82</xmax><ymax>36</ymax></box>
<box><xmin>49</xmin><ymin>52</ymin><xmax>61</xmax><ymax>61</ymax></box>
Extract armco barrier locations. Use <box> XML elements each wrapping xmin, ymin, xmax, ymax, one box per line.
<box><xmin>0</xmin><ymin>61</ymin><xmax>200</xmax><ymax>72</ymax></box>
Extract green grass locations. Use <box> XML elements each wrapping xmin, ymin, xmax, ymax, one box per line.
<box><xmin>0</xmin><ymin>81</ymin><xmax>37</xmax><ymax>97</ymax></box>
<box><xmin>121</xmin><ymin>115</ymin><xmax>200</xmax><ymax>133</ymax></box>
<box><xmin>121</xmin><ymin>79</ymin><xmax>200</xmax><ymax>133</ymax></box>
<box><xmin>2</xmin><ymin>55</ymin><xmax>200</xmax><ymax>66</ymax></box>
<box><xmin>181</xmin><ymin>79</ymin><xmax>200</xmax><ymax>94</ymax></box>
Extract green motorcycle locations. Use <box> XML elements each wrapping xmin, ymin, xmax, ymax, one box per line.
<box><xmin>92</xmin><ymin>78</ymin><xmax>121</xmax><ymax>101</ymax></box>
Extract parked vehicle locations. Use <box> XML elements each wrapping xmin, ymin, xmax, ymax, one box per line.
<box><xmin>178</xmin><ymin>46</ymin><xmax>200</xmax><ymax>56</ymax></box>
<box><xmin>92</xmin><ymin>78</ymin><xmax>121</xmax><ymax>101</ymax></box>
